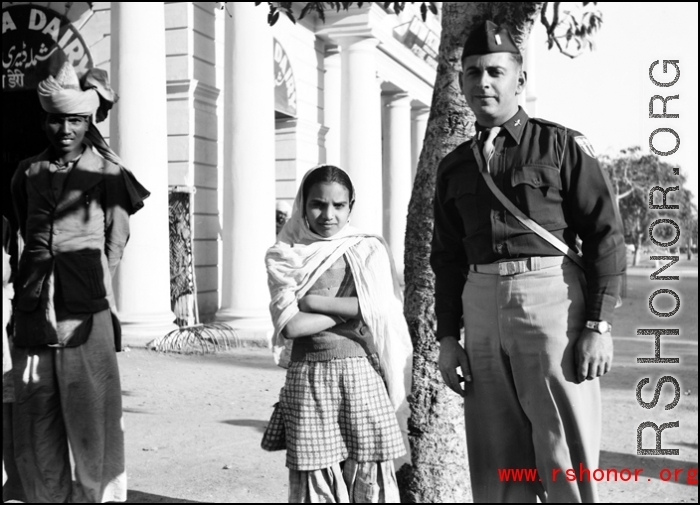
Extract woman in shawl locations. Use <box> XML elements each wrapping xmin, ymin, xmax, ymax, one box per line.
<box><xmin>263</xmin><ymin>165</ymin><xmax>413</xmax><ymax>503</ymax></box>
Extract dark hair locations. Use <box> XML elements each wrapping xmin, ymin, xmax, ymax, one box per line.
<box><xmin>302</xmin><ymin>165</ymin><xmax>355</xmax><ymax>208</ymax></box>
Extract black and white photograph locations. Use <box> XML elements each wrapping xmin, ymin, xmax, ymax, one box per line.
<box><xmin>2</xmin><ymin>2</ymin><xmax>697</xmax><ymax>503</ymax></box>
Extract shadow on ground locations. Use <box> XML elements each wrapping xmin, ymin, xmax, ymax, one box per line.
<box><xmin>221</xmin><ymin>419</ymin><xmax>269</xmax><ymax>433</ymax></box>
<box><xmin>133</xmin><ymin>349</ymin><xmax>284</xmax><ymax>373</ymax></box>
<box><xmin>127</xmin><ymin>490</ymin><xmax>202</xmax><ymax>503</ymax></box>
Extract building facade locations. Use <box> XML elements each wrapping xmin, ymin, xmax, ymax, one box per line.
<box><xmin>2</xmin><ymin>1</ymin><xmax>442</xmax><ymax>343</ymax></box>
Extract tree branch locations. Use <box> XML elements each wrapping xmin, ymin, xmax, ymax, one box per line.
<box><xmin>540</xmin><ymin>1</ymin><xmax>601</xmax><ymax>58</ymax></box>
<box><xmin>616</xmin><ymin>187</ymin><xmax>636</xmax><ymax>202</ymax></box>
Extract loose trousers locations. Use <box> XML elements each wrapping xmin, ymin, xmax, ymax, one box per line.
<box><xmin>289</xmin><ymin>459</ymin><xmax>400</xmax><ymax>503</ymax></box>
<box><xmin>10</xmin><ymin>309</ymin><xmax>127</xmax><ymax>503</ymax></box>
<box><xmin>462</xmin><ymin>260</ymin><xmax>601</xmax><ymax>503</ymax></box>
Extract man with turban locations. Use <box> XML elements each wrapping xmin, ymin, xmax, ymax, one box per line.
<box><xmin>8</xmin><ymin>61</ymin><xmax>149</xmax><ymax>503</ymax></box>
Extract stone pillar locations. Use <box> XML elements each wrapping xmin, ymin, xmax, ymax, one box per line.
<box><xmin>323</xmin><ymin>46</ymin><xmax>341</xmax><ymax>165</ymax></box>
<box><xmin>411</xmin><ymin>106</ymin><xmax>430</xmax><ymax>182</ymax></box>
<box><xmin>337</xmin><ymin>36</ymin><xmax>383</xmax><ymax>236</ymax></box>
<box><xmin>382</xmin><ymin>93</ymin><xmax>412</xmax><ymax>280</ymax></box>
<box><xmin>216</xmin><ymin>3</ymin><xmax>275</xmax><ymax>338</ymax></box>
<box><xmin>111</xmin><ymin>2</ymin><xmax>177</xmax><ymax>344</ymax></box>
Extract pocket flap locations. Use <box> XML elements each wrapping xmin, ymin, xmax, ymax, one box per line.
<box><xmin>512</xmin><ymin>165</ymin><xmax>561</xmax><ymax>190</ymax></box>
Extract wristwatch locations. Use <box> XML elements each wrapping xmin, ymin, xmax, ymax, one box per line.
<box><xmin>585</xmin><ymin>320</ymin><xmax>612</xmax><ymax>334</ymax></box>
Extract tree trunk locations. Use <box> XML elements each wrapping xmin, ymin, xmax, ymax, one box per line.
<box><xmin>399</xmin><ymin>3</ymin><xmax>541</xmax><ymax>502</ymax></box>
<box><xmin>633</xmin><ymin>235</ymin><xmax>642</xmax><ymax>266</ymax></box>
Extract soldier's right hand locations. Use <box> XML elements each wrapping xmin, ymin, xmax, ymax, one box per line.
<box><xmin>438</xmin><ymin>336</ymin><xmax>471</xmax><ymax>397</ymax></box>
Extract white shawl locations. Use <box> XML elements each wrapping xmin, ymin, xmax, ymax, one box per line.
<box><xmin>265</xmin><ymin>166</ymin><xmax>413</xmax><ymax>457</ymax></box>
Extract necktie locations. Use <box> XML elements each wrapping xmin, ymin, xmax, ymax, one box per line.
<box><xmin>482</xmin><ymin>126</ymin><xmax>501</xmax><ymax>173</ymax></box>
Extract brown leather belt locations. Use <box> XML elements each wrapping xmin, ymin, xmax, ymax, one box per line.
<box><xmin>469</xmin><ymin>256</ymin><xmax>568</xmax><ymax>276</ymax></box>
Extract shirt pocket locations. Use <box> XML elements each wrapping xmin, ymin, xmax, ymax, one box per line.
<box><xmin>70</xmin><ymin>183</ymin><xmax>105</xmax><ymax>231</ymax></box>
<box><xmin>447</xmin><ymin>170</ymin><xmax>481</xmax><ymax>237</ymax></box>
<box><xmin>511</xmin><ymin>164</ymin><xmax>565</xmax><ymax>228</ymax></box>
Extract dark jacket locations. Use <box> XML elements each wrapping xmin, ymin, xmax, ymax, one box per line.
<box><xmin>431</xmin><ymin>107</ymin><xmax>627</xmax><ymax>339</ymax></box>
<box><xmin>11</xmin><ymin>146</ymin><xmax>133</xmax><ymax>346</ymax></box>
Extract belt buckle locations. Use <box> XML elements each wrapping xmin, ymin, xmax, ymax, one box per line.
<box><xmin>499</xmin><ymin>260</ymin><xmax>530</xmax><ymax>276</ymax></box>
<box><xmin>499</xmin><ymin>261</ymin><xmax>514</xmax><ymax>276</ymax></box>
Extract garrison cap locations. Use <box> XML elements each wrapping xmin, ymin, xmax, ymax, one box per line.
<box><xmin>462</xmin><ymin>20</ymin><xmax>520</xmax><ymax>58</ymax></box>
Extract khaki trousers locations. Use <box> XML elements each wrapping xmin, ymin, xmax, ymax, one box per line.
<box><xmin>10</xmin><ymin>309</ymin><xmax>126</xmax><ymax>503</ymax></box>
<box><xmin>462</xmin><ymin>260</ymin><xmax>601</xmax><ymax>503</ymax></box>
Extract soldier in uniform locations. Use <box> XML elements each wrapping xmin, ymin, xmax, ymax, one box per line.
<box><xmin>431</xmin><ymin>21</ymin><xmax>626</xmax><ymax>503</ymax></box>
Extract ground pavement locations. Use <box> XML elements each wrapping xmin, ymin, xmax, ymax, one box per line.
<box><xmin>6</xmin><ymin>263</ymin><xmax>698</xmax><ymax>503</ymax></box>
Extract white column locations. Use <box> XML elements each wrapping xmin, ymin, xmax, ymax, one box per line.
<box><xmin>337</xmin><ymin>36</ymin><xmax>382</xmax><ymax>236</ymax></box>
<box><xmin>323</xmin><ymin>46</ymin><xmax>341</xmax><ymax>165</ymax></box>
<box><xmin>411</xmin><ymin>106</ymin><xmax>430</xmax><ymax>182</ymax></box>
<box><xmin>111</xmin><ymin>2</ymin><xmax>177</xmax><ymax>344</ymax></box>
<box><xmin>217</xmin><ymin>3</ymin><xmax>275</xmax><ymax>336</ymax></box>
<box><xmin>382</xmin><ymin>93</ymin><xmax>412</xmax><ymax>280</ymax></box>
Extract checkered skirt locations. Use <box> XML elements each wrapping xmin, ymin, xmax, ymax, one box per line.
<box><xmin>274</xmin><ymin>354</ymin><xmax>405</xmax><ymax>471</ymax></box>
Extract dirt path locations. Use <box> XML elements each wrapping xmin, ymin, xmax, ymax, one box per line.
<box><xmin>118</xmin><ymin>270</ymin><xmax>697</xmax><ymax>503</ymax></box>
<box><xmin>120</xmin><ymin>348</ymin><xmax>288</xmax><ymax>503</ymax></box>
<box><xmin>118</xmin><ymin>345</ymin><xmax>697</xmax><ymax>503</ymax></box>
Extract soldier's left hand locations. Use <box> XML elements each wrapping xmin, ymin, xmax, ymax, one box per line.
<box><xmin>575</xmin><ymin>329</ymin><xmax>613</xmax><ymax>383</ymax></box>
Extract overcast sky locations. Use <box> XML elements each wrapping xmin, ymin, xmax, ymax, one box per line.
<box><xmin>529</xmin><ymin>2</ymin><xmax>698</xmax><ymax>204</ymax></box>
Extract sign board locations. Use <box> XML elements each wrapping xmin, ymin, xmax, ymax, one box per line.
<box><xmin>273</xmin><ymin>38</ymin><xmax>297</xmax><ymax>117</ymax></box>
<box><xmin>2</xmin><ymin>5</ymin><xmax>93</xmax><ymax>91</ymax></box>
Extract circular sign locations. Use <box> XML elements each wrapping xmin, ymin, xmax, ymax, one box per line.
<box><xmin>2</xmin><ymin>5</ymin><xmax>93</xmax><ymax>91</ymax></box>
<box><xmin>273</xmin><ymin>38</ymin><xmax>297</xmax><ymax>117</ymax></box>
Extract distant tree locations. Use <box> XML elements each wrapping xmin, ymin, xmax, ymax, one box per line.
<box><xmin>685</xmin><ymin>212</ymin><xmax>699</xmax><ymax>260</ymax></box>
<box><xmin>246</xmin><ymin>1</ymin><xmax>603</xmax><ymax>501</ymax></box>
<box><xmin>669</xmin><ymin>187</ymin><xmax>697</xmax><ymax>260</ymax></box>
<box><xmin>600</xmin><ymin>147</ymin><xmax>694</xmax><ymax>265</ymax></box>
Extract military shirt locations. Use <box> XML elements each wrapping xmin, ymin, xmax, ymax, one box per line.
<box><xmin>430</xmin><ymin>107</ymin><xmax>626</xmax><ymax>339</ymax></box>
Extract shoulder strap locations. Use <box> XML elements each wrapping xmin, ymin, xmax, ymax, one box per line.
<box><xmin>469</xmin><ymin>137</ymin><xmax>584</xmax><ymax>270</ymax></box>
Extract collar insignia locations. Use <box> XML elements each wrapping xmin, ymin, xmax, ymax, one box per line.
<box><xmin>514</xmin><ymin>119</ymin><xmax>521</xmax><ymax>127</ymax></box>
